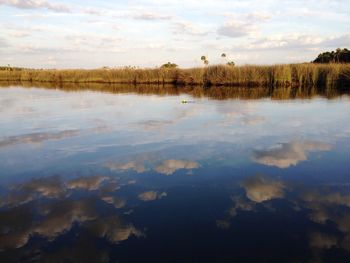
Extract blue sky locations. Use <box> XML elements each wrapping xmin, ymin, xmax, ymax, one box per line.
<box><xmin>0</xmin><ymin>0</ymin><xmax>349</xmax><ymax>68</ymax></box>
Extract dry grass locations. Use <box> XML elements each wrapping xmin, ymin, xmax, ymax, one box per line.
<box><xmin>0</xmin><ymin>63</ymin><xmax>349</xmax><ymax>88</ymax></box>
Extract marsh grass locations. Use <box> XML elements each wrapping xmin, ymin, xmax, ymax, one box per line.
<box><xmin>0</xmin><ymin>63</ymin><xmax>349</xmax><ymax>88</ymax></box>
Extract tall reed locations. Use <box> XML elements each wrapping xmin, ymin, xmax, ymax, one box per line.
<box><xmin>0</xmin><ymin>63</ymin><xmax>349</xmax><ymax>88</ymax></box>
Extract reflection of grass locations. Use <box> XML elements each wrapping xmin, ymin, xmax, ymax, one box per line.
<box><xmin>1</xmin><ymin>64</ymin><xmax>349</xmax><ymax>88</ymax></box>
<box><xmin>1</xmin><ymin>81</ymin><xmax>349</xmax><ymax>100</ymax></box>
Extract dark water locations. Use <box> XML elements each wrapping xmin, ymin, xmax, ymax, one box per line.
<box><xmin>1</xmin><ymin>85</ymin><xmax>350</xmax><ymax>262</ymax></box>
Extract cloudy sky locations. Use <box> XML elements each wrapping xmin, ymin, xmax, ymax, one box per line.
<box><xmin>0</xmin><ymin>0</ymin><xmax>349</xmax><ymax>68</ymax></box>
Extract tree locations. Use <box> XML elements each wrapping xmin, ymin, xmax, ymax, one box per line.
<box><xmin>161</xmin><ymin>62</ymin><xmax>178</xmax><ymax>68</ymax></box>
<box><xmin>313</xmin><ymin>48</ymin><xmax>350</xmax><ymax>63</ymax></box>
<box><xmin>201</xmin><ymin>55</ymin><xmax>209</xmax><ymax>66</ymax></box>
<box><xmin>221</xmin><ymin>53</ymin><xmax>228</xmax><ymax>65</ymax></box>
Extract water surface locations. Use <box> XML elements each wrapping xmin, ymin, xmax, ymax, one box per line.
<box><xmin>1</xmin><ymin>84</ymin><xmax>350</xmax><ymax>262</ymax></box>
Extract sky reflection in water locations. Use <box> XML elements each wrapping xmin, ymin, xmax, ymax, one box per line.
<box><xmin>0</xmin><ymin>85</ymin><xmax>350</xmax><ymax>262</ymax></box>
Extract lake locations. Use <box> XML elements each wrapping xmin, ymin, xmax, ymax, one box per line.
<box><xmin>1</xmin><ymin>84</ymin><xmax>350</xmax><ymax>262</ymax></box>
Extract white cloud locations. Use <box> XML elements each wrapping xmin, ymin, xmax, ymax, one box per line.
<box><xmin>241</xmin><ymin>175</ymin><xmax>286</xmax><ymax>202</ymax></box>
<box><xmin>101</xmin><ymin>196</ymin><xmax>126</xmax><ymax>209</ymax></box>
<box><xmin>66</xmin><ymin>176</ymin><xmax>109</xmax><ymax>191</ymax></box>
<box><xmin>252</xmin><ymin>141</ymin><xmax>331</xmax><ymax>168</ymax></box>
<box><xmin>105</xmin><ymin>161</ymin><xmax>147</xmax><ymax>173</ymax></box>
<box><xmin>172</xmin><ymin>21</ymin><xmax>210</xmax><ymax>36</ymax></box>
<box><xmin>0</xmin><ymin>37</ymin><xmax>9</xmax><ymax>48</ymax></box>
<box><xmin>138</xmin><ymin>191</ymin><xmax>167</xmax><ymax>201</ymax></box>
<box><xmin>87</xmin><ymin>216</ymin><xmax>143</xmax><ymax>244</ymax></box>
<box><xmin>133</xmin><ymin>12</ymin><xmax>172</xmax><ymax>20</ymax></box>
<box><xmin>0</xmin><ymin>130</ymin><xmax>80</xmax><ymax>148</ymax></box>
<box><xmin>155</xmin><ymin>159</ymin><xmax>199</xmax><ymax>175</ymax></box>
<box><xmin>246</xmin><ymin>12</ymin><xmax>271</xmax><ymax>22</ymax></box>
<box><xmin>239</xmin><ymin>33</ymin><xmax>350</xmax><ymax>51</ymax></box>
<box><xmin>0</xmin><ymin>0</ymin><xmax>71</xmax><ymax>12</ymax></box>
<box><xmin>217</xmin><ymin>20</ymin><xmax>254</xmax><ymax>38</ymax></box>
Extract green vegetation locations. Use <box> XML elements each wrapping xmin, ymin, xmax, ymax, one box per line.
<box><xmin>0</xmin><ymin>65</ymin><xmax>27</xmax><ymax>71</ymax></box>
<box><xmin>200</xmin><ymin>55</ymin><xmax>209</xmax><ymax>66</ymax></box>
<box><xmin>0</xmin><ymin>63</ymin><xmax>349</xmax><ymax>89</ymax></box>
<box><xmin>161</xmin><ymin>62</ymin><xmax>178</xmax><ymax>68</ymax></box>
<box><xmin>313</xmin><ymin>48</ymin><xmax>350</xmax><ymax>63</ymax></box>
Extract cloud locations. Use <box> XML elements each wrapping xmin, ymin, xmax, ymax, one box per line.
<box><xmin>0</xmin><ymin>130</ymin><xmax>80</xmax><ymax>148</ymax></box>
<box><xmin>299</xmin><ymin>189</ymin><xmax>350</xmax><ymax>251</ymax></box>
<box><xmin>138</xmin><ymin>191</ymin><xmax>167</xmax><ymax>201</ymax></box>
<box><xmin>246</xmin><ymin>12</ymin><xmax>271</xmax><ymax>22</ymax></box>
<box><xmin>1</xmin><ymin>175</ymin><xmax>111</xmax><ymax>208</ymax></box>
<box><xmin>0</xmin><ymin>197</ymin><xmax>142</xmax><ymax>250</ymax></box>
<box><xmin>155</xmin><ymin>159</ymin><xmax>199</xmax><ymax>175</ymax></box>
<box><xmin>0</xmin><ymin>0</ymin><xmax>71</xmax><ymax>12</ymax></box>
<box><xmin>217</xmin><ymin>20</ymin><xmax>256</xmax><ymax>38</ymax></box>
<box><xmin>252</xmin><ymin>141</ymin><xmax>331</xmax><ymax>168</ymax></box>
<box><xmin>133</xmin><ymin>12</ymin><xmax>172</xmax><ymax>20</ymax></box>
<box><xmin>33</xmin><ymin>200</ymin><xmax>97</xmax><ymax>240</ymax></box>
<box><xmin>216</xmin><ymin>196</ymin><xmax>255</xmax><ymax>229</ymax></box>
<box><xmin>302</xmin><ymin>191</ymin><xmax>350</xmax><ymax>207</ymax></box>
<box><xmin>63</xmin><ymin>34</ymin><xmax>124</xmax><ymax>52</ymax></box>
<box><xmin>81</xmin><ymin>7</ymin><xmax>103</xmax><ymax>16</ymax></box>
<box><xmin>240</xmin><ymin>33</ymin><xmax>350</xmax><ymax>51</ymax></box>
<box><xmin>217</xmin><ymin>176</ymin><xmax>350</xmax><ymax>253</ymax></box>
<box><xmin>172</xmin><ymin>21</ymin><xmax>210</xmax><ymax>36</ymax></box>
<box><xmin>0</xmin><ymin>199</ymin><xmax>97</xmax><ymax>249</ymax></box>
<box><xmin>300</xmin><ymin>190</ymin><xmax>350</xmax><ymax>225</ymax></box>
<box><xmin>228</xmin><ymin>196</ymin><xmax>255</xmax><ymax>216</ymax></box>
<box><xmin>18</xmin><ymin>176</ymin><xmax>65</xmax><ymax>198</ymax></box>
<box><xmin>241</xmin><ymin>175</ymin><xmax>286</xmax><ymax>203</ymax></box>
<box><xmin>309</xmin><ymin>232</ymin><xmax>338</xmax><ymax>249</ymax></box>
<box><xmin>101</xmin><ymin>196</ymin><xmax>126</xmax><ymax>209</ymax></box>
<box><xmin>66</xmin><ymin>176</ymin><xmax>109</xmax><ymax>191</ymax></box>
<box><xmin>0</xmin><ymin>176</ymin><xmax>142</xmax><ymax>251</ymax></box>
<box><xmin>87</xmin><ymin>216</ymin><xmax>143</xmax><ymax>244</ymax></box>
<box><xmin>0</xmin><ymin>206</ymin><xmax>34</xmax><ymax>249</ymax></box>
<box><xmin>105</xmin><ymin>161</ymin><xmax>147</xmax><ymax>173</ymax></box>
<box><xmin>0</xmin><ymin>37</ymin><xmax>9</xmax><ymax>48</ymax></box>
<box><xmin>1</xmin><ymin>176</ymin><xmax>65</xmax><ymax>207</ymax></box>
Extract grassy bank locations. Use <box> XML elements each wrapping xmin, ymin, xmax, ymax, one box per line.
<box><xmin>0</xmin><ymin>63</ymin><xmax>349</xmax><ymax>88</ymax></box>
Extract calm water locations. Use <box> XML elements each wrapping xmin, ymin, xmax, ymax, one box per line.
<box><xmin>1</xmin><ymin>85</ymin><xmax>350</xmax><ymax>262</ymax></box>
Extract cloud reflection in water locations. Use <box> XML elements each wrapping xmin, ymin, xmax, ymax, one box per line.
<box><xmin>0</xmin><ymin>175</ymin><xmax>143</xmax><ymax>252</ymax></box>
<box><xmin>252</xmin><ymin>140</ymin><xmax>331</xmax><ymax>168</ymax></box>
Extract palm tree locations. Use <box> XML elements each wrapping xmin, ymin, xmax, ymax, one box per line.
<box><xmin>221</xmin><ymin>53</ymin><xmax>227</xmax><ymax>65</ymax></box>
<box><xmin>201</xmin><ymin>55</ymin><xmax>209</xmax><ymax>66</ymax></box>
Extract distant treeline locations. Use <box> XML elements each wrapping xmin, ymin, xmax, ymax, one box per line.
<box><xmin>0</xmin><ymin>66</ymin><xmax>27</xmax><ymax>71</ymax></box>
<box><xmin>0</xmin><ymin>63</ymin><xmax>349</xmax><ymax>89</ymax></box>
<box><xmin>313</xmin><ymin>48</ymin><xmax>350</xmax><ymax>63</ymax></box>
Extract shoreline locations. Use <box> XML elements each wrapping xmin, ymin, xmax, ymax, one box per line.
<box><xmin>1</xmin><ymin>63</ymin><xmax>349</xmax><ymax>88</ymax></box>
